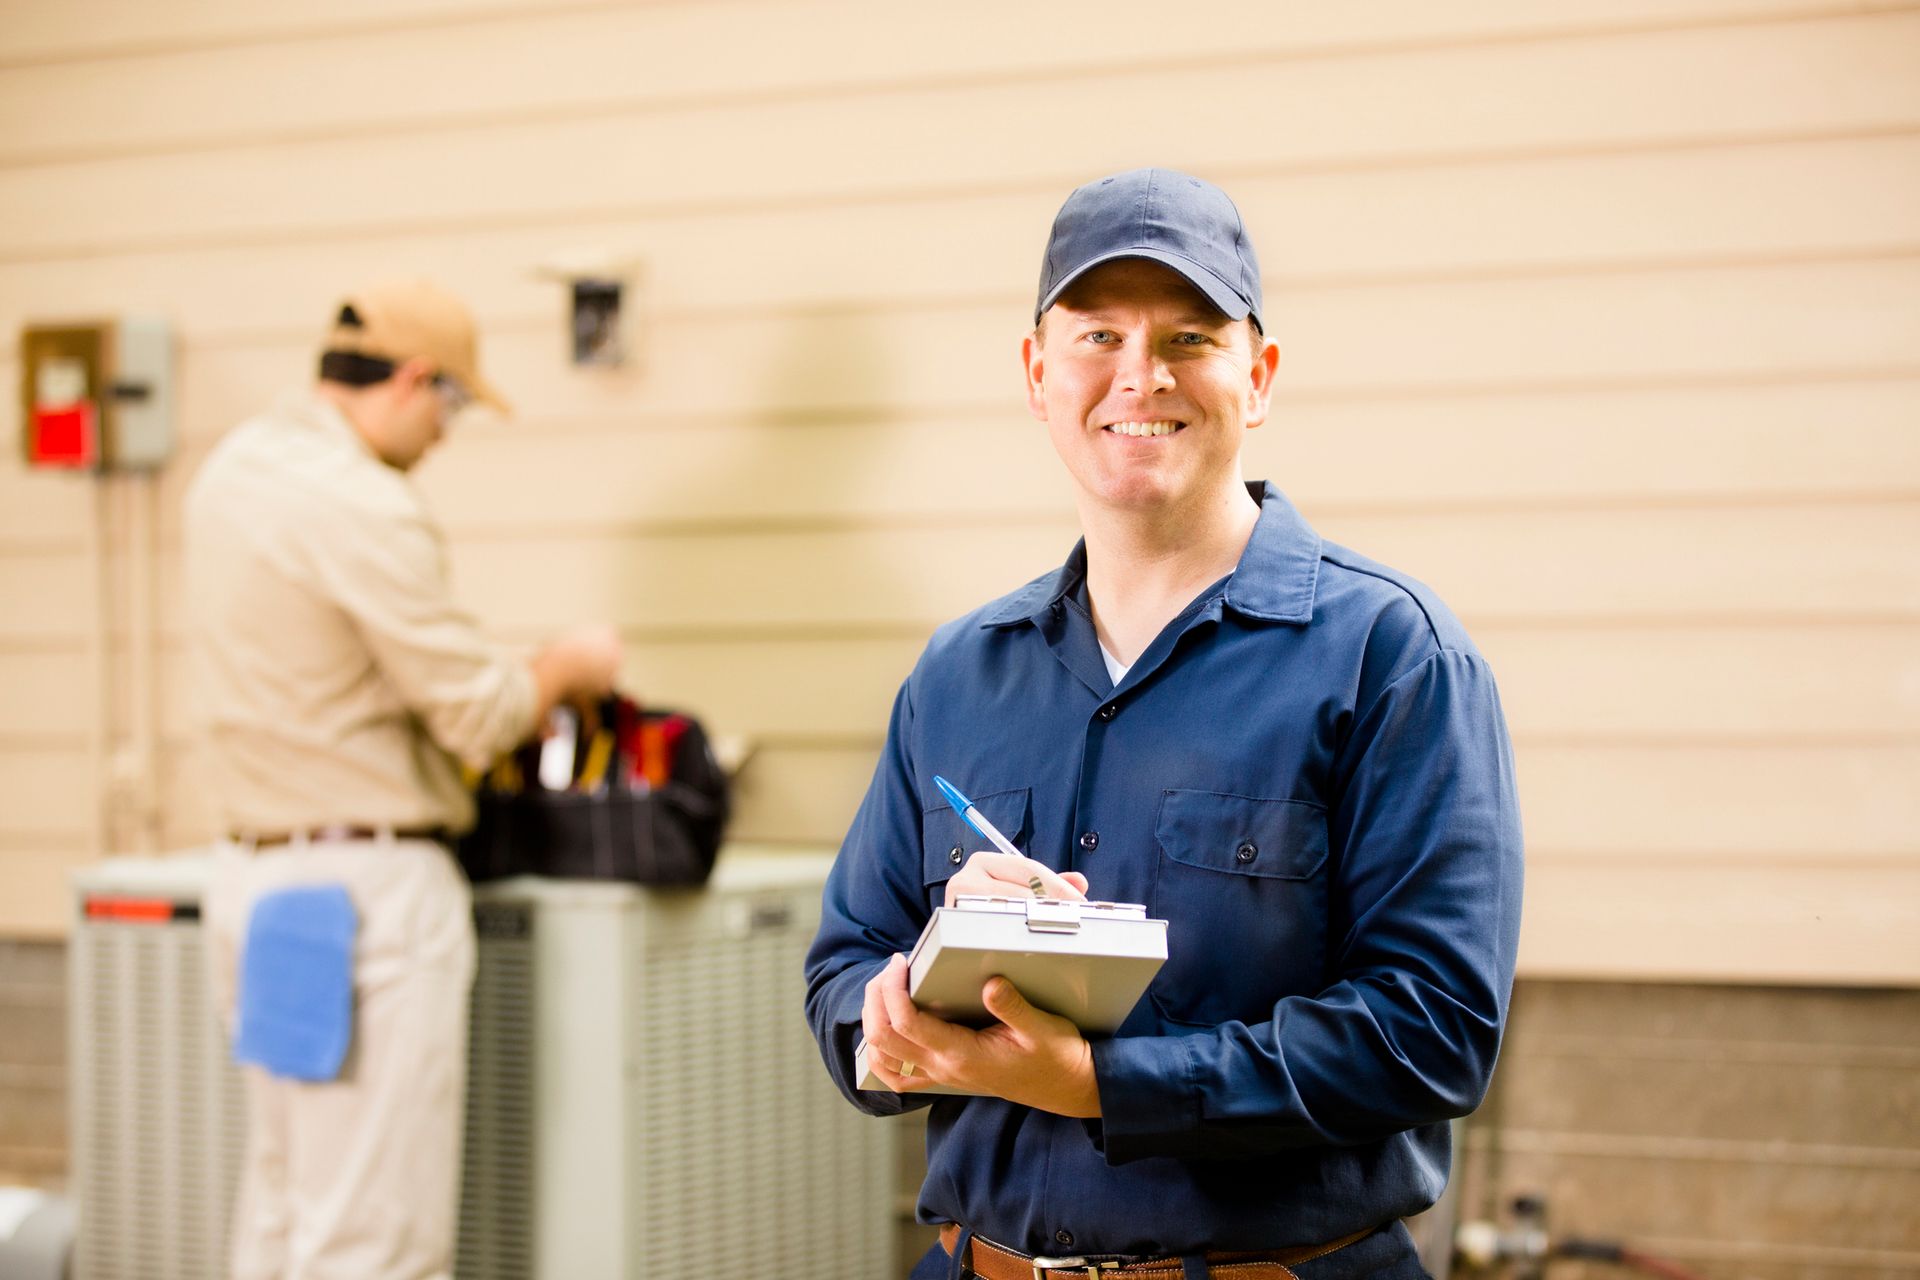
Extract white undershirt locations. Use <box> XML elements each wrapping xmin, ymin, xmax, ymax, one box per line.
<box><xmin>1099</xmin><ymin>641</ymin><xmax>1131</xmax><ymax>685</ymax></box>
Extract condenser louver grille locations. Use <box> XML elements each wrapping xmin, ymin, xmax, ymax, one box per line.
<box><xmin>629</xmin><ymin>899</ymin><xmax>888</xmax><ymax>1279</ymax></box>
<box><xmin>70</xmin><ymin>913</ymin><xmax>245</xmax><ymax>1280</ymax></box>
<box><xmin>456</xmin><ymin>901</ymin><xmax>537</xmax><ymax>1280</ymax></box>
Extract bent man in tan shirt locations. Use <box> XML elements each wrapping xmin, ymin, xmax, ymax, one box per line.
<box><xmin>185</xmin><ymin>279</ymin><xmax>618</xmax><ymax>1280</ymax></box>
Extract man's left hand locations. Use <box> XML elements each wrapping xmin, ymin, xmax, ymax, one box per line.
<box><xmin>861</xmin><ymin>954</ymin><xmax>1101</xmax><ymax>1118</ymax></box>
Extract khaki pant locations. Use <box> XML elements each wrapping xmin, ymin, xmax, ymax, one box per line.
<box><xmin>205</xmin><ymin>838</ymin><xmax>476</xmax><ymax>1280</ymax></box>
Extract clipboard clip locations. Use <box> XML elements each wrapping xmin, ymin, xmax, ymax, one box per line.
<box><xmin>1024</xmin><ymin>899</ymin><xmax>1082</xmax><ymax>934</ymax></box>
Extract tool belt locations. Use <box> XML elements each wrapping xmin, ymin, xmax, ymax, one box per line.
<box><xmin>938</xmin><ymin>1223</ymin><xmax>1374</xmax><ymax>1280</ymax></box>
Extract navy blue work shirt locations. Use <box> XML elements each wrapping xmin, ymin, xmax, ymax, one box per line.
<box><xmin>804</xmin><ymin>482</ymin><xmax>1523</xmax><ymax>1267</ymax></box>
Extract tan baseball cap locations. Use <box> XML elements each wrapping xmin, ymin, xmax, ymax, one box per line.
<box><xmin>321</xmin><ymin>277</ymin><xmax>510</xmax><ymax>414</ymax></box>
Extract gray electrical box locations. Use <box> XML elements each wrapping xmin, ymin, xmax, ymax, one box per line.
<box><xmin>18</xmin><ymin>315</ymin><xmax>174</xmax><ymax>471</ymax></box>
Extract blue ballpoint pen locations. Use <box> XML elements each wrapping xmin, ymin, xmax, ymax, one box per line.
<box><xmin>933</xmin><ymin>776</ymin><xmax>1024</xmax><ymax>859</ymax></box>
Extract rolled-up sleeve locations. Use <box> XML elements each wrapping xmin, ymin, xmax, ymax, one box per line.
<box><xmin>314</xmin><ymin>502</ymin><xmax>538</xmax><ymax>771</ymax></box>
<box><xmin>1091</xmin><ymin>649</ymin><xmax>1523</xmax><ymax>1162</ymax></box>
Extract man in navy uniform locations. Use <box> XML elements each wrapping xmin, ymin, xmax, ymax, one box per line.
<box><xmin>805</xmin><ymin>169</ymin><xmax>1523</xmax><ymax>1279</ymax></box>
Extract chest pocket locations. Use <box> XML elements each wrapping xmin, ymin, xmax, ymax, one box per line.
<box><xmin>920</xmin><ymin>786</ymin><xmax>1033</xmax><ymax>902</ymax></box>
<box><xmin>1149</xmin><ymin>789</ymin><xmax>1330</xmax><ymax>1028</ymax></box>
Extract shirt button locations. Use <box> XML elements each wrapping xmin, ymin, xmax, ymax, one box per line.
<box><xmin>1054</xmin><ymin>1229</ymin><xmax>1075</xmax><ymax>1248</ymax></box>
<box><xmin>948</xmin><ymin>846</ymin><xmax>963</xmax><ymax>866</ymax></box>
<box><xmin>1096</xmin><ymin>703</ymin><xmax>1117</xmax><ymax>722</ymax></box>
<box><xmin>1079</xmin><ymin>831</ymin><xmax>1099</xmax><ymax>852</ymax></box>
<box><xmin>1236</xmin><ymin>841</ymin><xmax>1258</xmax><ymax>863</ymax></box>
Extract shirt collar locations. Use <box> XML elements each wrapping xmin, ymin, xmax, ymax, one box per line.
<box><xmin>977</xmin><ymin>542</ymin><xmax>1088</xmax><ymax>627</ymax></box>
<box><xmin>282</xmin><ymin>390</ymin><xmax>380</xmax><ymax>461</ymax></box>
<box><xmin>980</xmin><ymin>481</ymin><xmax>1322</xmax><ymax>628</ymax></box>
<box><xmin>1221</xmin><ymin>481</ymin><xmax>1322</xmax><ymax>623</ymax></box>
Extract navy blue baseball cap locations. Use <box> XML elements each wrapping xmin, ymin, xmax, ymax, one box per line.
<box><xmin>1035</xmin><ymin>167</ymin><xmax>1264</xmax><ymax>332</ymax></box>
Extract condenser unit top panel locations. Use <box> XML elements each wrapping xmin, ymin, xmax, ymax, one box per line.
<box><xmin>472</xmin><ymin>846</ymin><xmax>837</xmax><ymax>908</ymax></box>
<box><xmin>73</xmin><ymin>846</ymin><xmax>836</xmax><ymax>905</ymax></box>
<box><xmin>70</xmin><ymin>852</ymin><xmax>215</xmax><ymax>902</ymax></box>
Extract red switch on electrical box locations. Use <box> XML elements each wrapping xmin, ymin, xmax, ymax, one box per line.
<box><xmin>30</xmin><ymin>398</ymin><xmax>98</xmax><ymax>468</ymax></box>
<box><xmin>21</xmin><ymin>329</ymin><xmax>105</xmax><ymax>470</ymax></box>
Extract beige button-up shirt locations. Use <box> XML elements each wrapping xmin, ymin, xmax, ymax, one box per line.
<box><xmin>184</xmin><ymin>393</ymin><xmax>537</xmax><ymax>834</ymax></box>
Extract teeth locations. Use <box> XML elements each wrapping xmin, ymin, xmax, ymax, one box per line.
<box><xmin>1105</xmin><ymin>420</ymin><xmax>1182</xmax><ymax>437</ymax></box>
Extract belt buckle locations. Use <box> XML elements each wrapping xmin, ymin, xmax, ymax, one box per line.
<box><xmin>1030</xmin><ymin>1259</ymin><xmax>1116</xmax><ymax>1280</ymax></box>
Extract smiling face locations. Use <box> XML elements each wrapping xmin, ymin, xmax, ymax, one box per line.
<box><xmin>1024</xmin><ymin>258</ymin><xmax>1277</xmax><ymax>522</ymax></box>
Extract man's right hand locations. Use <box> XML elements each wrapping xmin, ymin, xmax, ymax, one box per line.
<box><xmin>860</xmin><ymin>953</ymin><xmax>1102</xmax><ymax>1117</ymax></box>
<box><xmin>945</xmin><ymin>852</ymin><xmax>1089</xmax><ymax>906</ymax></box>
<box><xmin>530</xmin><ymin>624</ymin><xmax>623</xmax><ymax>717</ymax></box>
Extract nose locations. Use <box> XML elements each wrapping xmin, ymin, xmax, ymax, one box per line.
<box><xmin>1116</xmin><ymin>341</ymin><xmax>1175</xmax><ymax>396</ymax></box>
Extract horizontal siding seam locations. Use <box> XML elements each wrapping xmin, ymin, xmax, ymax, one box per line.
<box><xmin>1470</xmin><ymin>1127</ymin><xmax>1920</xmax><ymax>1168</ymax></box>
<box><xmin>6</xmin><ymin>124</ymin><xmax>1920</xmax><ymax>263</ymax></box>
<box><xmin>1504</xmin><ymin>1032</ymin><xmax>1920</xmax><ymax>1067</ymax></box>
<box><xmin>0</xmin><ymin>0</ymin><xmax>727</xmax><ymax>72</ymax></box>
<box><xmin>15</xmin><ymin>731</ymin><xmax>1917</xmax><ymax>754</ymax></box>
<box><xmin>11</xmin><ymin>613</ymin><xmax>1920</xmax><ymax>654</ymax></box>
<box><xmin>1609</xmin><ymin>1235</ymin><xmax>1920</xmax><ymax>1268</ymax></box>
<box><xmin>9</xmin><ymin>490</ymin><xmax>1906</xmax><ymax>554</ymax></box>
<box><xmin>7</xmin><ymin>616</ymin><xmax>1920</xmax><ymax>661</ymax></box>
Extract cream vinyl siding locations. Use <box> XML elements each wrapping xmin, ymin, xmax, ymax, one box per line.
<box><xmin>0</xmin><ymin>1</ymin><xmax>1914</xmax><ymax>989</ymax></box>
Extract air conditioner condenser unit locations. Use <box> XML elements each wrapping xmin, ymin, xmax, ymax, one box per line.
<box><xmin>69</xmin><ymin>849</ymin><xmax>896</xmax><ymax>1279</ymax></box>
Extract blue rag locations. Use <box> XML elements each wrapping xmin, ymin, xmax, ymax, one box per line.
<box><xmin>231</xmin><ymin>884</ymin><xmax>358</xmax><ymax>1082</ymax></box>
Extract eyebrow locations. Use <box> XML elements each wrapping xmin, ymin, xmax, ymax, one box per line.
<box><xmin>1066</xmin><ymin>308</ymin><xmax>1231</xmax><ymax>328</ymax></box>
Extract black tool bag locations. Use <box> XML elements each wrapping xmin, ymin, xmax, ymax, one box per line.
<box><xmin>458</xmin><ymin>697</ymin><xmax>730</xmax><ymax>887</ymax></box>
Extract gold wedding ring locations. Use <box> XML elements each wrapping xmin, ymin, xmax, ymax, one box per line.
<box><xmin>899</xmin><ymin>1060</ymin><xmax>916</xmax><ymax>1078</ymax></box>
<box><xmin>1028</xmin><ymin>875</ymin><xmax>1045</xmax><ymax>896</ymax></box>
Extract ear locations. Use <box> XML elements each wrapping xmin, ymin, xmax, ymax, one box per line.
<box><xmin>1021</xmin><ymin>329</ymin><xmax>1047</xmax><ymax>423</ymax></box>
<box><xmin>1242</xmin><ymin>334</ymin><xmax>1279</xmax><ymax>432</ymax></box>
<box><xmin>394</xmin><ymin>355</ymin><xmax>437</xmax><ymax>394</ymax></box>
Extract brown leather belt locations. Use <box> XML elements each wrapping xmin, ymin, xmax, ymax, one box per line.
<box><xmin>233</xmin><ymin>825</ymin><xmax>453</xmax><ymax>850</ymax></box>
<box><xmin>938</xmin><ymin>1224</ymin><xmax>1374</xmax><ymax>1280</ymax></box>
